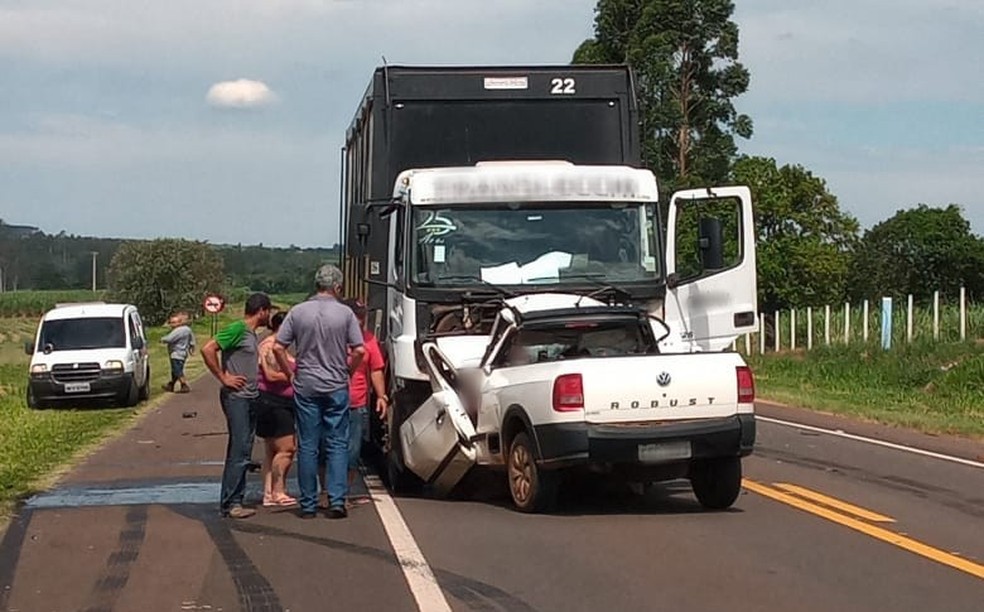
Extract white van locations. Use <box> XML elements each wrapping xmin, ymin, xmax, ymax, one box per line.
<box><xmin>26</xmin><ymin>303</ymin><xmax>151</xmax><ymax>409</ymax></box>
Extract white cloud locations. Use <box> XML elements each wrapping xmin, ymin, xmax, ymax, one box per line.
<box><xmin>206</xmin><ymin>79</ymin><xmax>278</xmax><ymax>109</ymax></box>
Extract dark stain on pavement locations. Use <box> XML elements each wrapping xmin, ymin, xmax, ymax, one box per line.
<box><xmin>0</xmin><ymin>508</ymin><xmax>33</xmax><ymax>611</ymax></box>
<box><xmin>80</xmin><ymin>505</ymin><xmax>149</xmax><ymax>612</ymax></box>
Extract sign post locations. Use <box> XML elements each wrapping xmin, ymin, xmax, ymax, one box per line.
<box><xmin>203</xmin><ymin>294</ymin><xmax>226</xmax><ymax>336</ymax></box>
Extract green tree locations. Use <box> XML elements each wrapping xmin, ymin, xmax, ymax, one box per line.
<box><xmin>108</xmin><ymin>239</ymin><xmax>226</xmax><ymax>325</ymax></box>
<box><xmin>574</xmin><ymin>0</ymin><xmax>753</xmax><ymax>190</ymax></box>
<box><xmin>730</xmin><ymin>156</ymin><xmax>860</xmax><ymax>311</ymax></box>
<box><xmin>848</xmin><ymin>205</ymin><xmax>984</xmax><ymax>303</ymax></box>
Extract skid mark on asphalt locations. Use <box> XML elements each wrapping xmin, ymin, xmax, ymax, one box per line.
<box><xmin>743</xmin><ymin>479</ymin><xmax>984</xmax><ymax>581</ymax></box>
<box><xmin>173</xmin><ymin>506</ymin><xmax>285</xmax><ymax>612</ymax></box>
<box><xmin>80</xmin><ymin>505</ymin><xmax>149</xmax><ymax>612</ymax></box>
<box><xmin>227</xmin><ymin>519</ymin><xmax>538</xmax><ymax>611</ymax></box>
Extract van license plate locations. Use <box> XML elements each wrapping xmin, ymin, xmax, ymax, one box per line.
<box><xmin>64</xmin><ymin>382</ymin><xmax>91</xmax><ymax>393</ymax></box>
<box><xmin>638</xmin><ymin>441</ymin><xmax>692</xmax><ymax>463</ymax></box>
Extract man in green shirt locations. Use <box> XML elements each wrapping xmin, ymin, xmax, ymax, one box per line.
<box><xmin>201</xmin><ymin>293</ymin><xmax>273</xmax><ymax>519</ymax></box>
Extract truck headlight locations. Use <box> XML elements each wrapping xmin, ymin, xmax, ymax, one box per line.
<box><xmin>30</xmin><ymin>364</ymin><xmax>48</xmax><ymax>375</ymax></box>
<box><xmin>104</xmin><ymin>360</ymin><xmax>124</xmax><ymax>372</ymax></box>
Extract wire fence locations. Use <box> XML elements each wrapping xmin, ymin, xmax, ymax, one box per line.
<box><xmin>736</xmin><ymin>288</ymin><xmax>983</xmax><ymax>354</ymax></box>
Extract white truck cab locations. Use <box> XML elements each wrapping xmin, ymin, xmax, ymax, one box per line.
<box><xmin>26</xmin><ymin>303</ymin><xmax>151</xmax><ymax>409</ymax></box>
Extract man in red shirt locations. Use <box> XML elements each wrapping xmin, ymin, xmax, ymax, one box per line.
<box><xmin>343</xmin><ymin>298</ymin><xmax>388</xmax><ymax>504</ymax></box>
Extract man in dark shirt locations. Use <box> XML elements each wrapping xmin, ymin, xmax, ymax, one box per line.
<box><xmin>201</xmin><ymin>293</ymin><xmax>272</xmax><ymax>519</ymax></box>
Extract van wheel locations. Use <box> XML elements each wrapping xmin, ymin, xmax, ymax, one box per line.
<box><xmin>27</xmin><ymin>386</ymin><xmax>44</xmax><ymax>410</ymax></box>
<box><xmin>690</xmin><ymin>457</ymin><xmax>742</xmax><ymax>510</ymax></box>
<box><xmin>138</xmin><ymin>367</ymin><xmax>150</xmax><ymax>401</ymax></box>
<box><xmin>122</xmin><ymin>379</ymin><xmax>140</xmax><ymax>408</ymax></box>
<box><xmin>507</xmin><ymin>432</ymin><xmax>558</xmax><ymax>513</ymax></box>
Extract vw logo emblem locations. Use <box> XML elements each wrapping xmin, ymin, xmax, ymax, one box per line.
<box><xmin>73</xmin><ymin>363</ymin><xmax>79</xmax><ymax>369</ymax></box>
<box><xmin>657</xmin><ymin>371</ymin><xmax>671</xmax><ymax>387</ymax></box>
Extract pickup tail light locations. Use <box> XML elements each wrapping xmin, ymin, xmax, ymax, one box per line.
<box><xmin>737</xmin><ymin>366</ymin><xmax>755</xmax><ymax>403</ymax></box>
<box><xmin>553</xmin><ymin>374</ymin><xmax>584</xmax><ymax>412</ymax></box>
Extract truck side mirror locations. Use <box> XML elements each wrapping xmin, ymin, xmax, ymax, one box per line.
<box><xmin>698</xmin><ymin>217</ymin><xmax>725</xmax><ymax>271</ymax></box>
<box><xmin>24</xmin><ymin>342</ymin><xmax>35</xmax><ymax>356</ymax></box>
<box><xmin>131</xmin><ymin>337</ymin><xmax>145</xmax><ymax>350</ymax></box>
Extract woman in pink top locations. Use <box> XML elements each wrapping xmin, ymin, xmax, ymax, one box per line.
<box><xmin>257</xmin><ymin>311</ymin><xmax>297</xmax><ymax>507</ymax></box>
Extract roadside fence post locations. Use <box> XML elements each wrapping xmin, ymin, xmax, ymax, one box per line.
<box><xmin>863</xmin><ymin>299</ymin><xmax>870</xmax><ymax>343</ymax></box>
<box><xmin>775</xmin><ymin>311</ymin><xmax>781</xmax><ymax>352</ymax></box>
<box><xmin>960</xmin><ymin>286</ymin><xmax>967</xmax><ymax>341</ymax></box>
<box><xmin>759</xmin><ymin>313</ymin><xmax>766</xmax><ymax>354</ymax></box>
<box><xmin>824</xmin><ymin>304</ymin><xmax>831</xmax><ymax>345</ymax></box>
<box><xmin>933</xmin><ymin>290</ymin><xmax>940</xmax><ymax>341</ymax></box>
<box><xmin>906</xmin><ymin>294</ymin><xmax>914</xmax><ymax>343</ymax></box>
<box><xmin>845</xmin><ymin>302</ymin><xmax>851</xmax><ymax>344</ymax></box>
<box><xmin>807</xmin><ymin>306</ymin><xmax>813</xmax><ymax>350</ymax></box>
<box><xmin>791</xmin><ymin>309</ymin><xmax>797</xmax><ymax>351</ymax></box>
<box><xmin>881</xmin><ymin>297</ymin><xmax>893</xmax><ymax>350</ymax></box>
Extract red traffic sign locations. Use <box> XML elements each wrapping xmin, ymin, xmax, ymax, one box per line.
<box><xmin>203</xmin><ymin>294</ymin><xmax>225</xmax><ymax>314</ymax></box>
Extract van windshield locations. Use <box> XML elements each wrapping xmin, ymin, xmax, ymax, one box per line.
<box><xmin>39</xmin><ymin>318</ymin><xmax>126</xmax><ymax>351</ymax></box>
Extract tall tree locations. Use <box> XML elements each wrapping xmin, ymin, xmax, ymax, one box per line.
<box><xmin>108</xmin><ymin>239</ymin><xmax>226</xmax><ymax>325</ymax></box>
<box><xmin>848</xmin><ymin>205</ymin><xmax>984</xmax><ymax>303</ymax></box>
<box><xmin>574</xmin><ymin>0</ymin><xmax>753</xmax><ymax>190</ymax></box>
<box><xmin>731</xmin><ymin>156</ymin><xmax>860</xmax><ymax>311</ymax></box>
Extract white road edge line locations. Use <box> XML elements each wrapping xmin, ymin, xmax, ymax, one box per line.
<box><xmin>364</xmin><ymin>473</ymin><xmax>453</xmax><ymax>612</ymax></box>
<box><xmin>757</xmin><ymin>416</ymin><xmax>984</xmax><ymax>470</ymax></box>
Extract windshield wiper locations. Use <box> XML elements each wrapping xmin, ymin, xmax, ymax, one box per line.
<box><xmin>435</xmin><ymin>274</ymin><xmax>517</xmax><ymax>298</ymax></box>
<box><xmin>558</xmin><ymin>273</ymin><xmax>633</xmax><ymax>304</ymax></box>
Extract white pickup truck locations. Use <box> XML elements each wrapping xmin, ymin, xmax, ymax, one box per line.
<box><xmin>400</xmin><ymin>292</ymin><xmax>756</xmax><ymax>513</ymax></box>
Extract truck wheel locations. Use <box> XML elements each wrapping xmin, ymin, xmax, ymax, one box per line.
<box><xmin>138</xmin><ymin>367</ymin><xmax>150</xmax><ymax>401</ymax></box>
<box><xmin>690</xmin><ymin>457</ymin><xmax>742</xmax><ymax>510</ymax></box>
<box><xmin>507</xmin><ymin>432</ymin><xmax>558</xmax><ymax>513</ymax></box>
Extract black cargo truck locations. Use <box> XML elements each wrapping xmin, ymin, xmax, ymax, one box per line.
<box><xmin>340</xmin><ymin>64</ymin><xmax>642</xmax><ymax>323</ymax></box>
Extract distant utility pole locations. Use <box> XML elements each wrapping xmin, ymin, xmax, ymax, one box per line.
<box><xmin>90</xmin><ymin>251</ymin><xmax>98</xmax><ymax>291</ymax></box>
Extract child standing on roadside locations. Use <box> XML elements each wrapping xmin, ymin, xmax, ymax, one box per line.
<box><xmin>162</xmin><ymin>312</ymin><xmax>196</xmax><ymax>393</ymax></box>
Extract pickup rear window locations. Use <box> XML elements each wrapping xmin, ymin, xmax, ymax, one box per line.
<box><xmin>497</xmin><ymin>316</ymin><xmax>655</xmax><ymax>366</ymax></box>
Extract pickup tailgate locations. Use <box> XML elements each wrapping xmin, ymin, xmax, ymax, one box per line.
<box><xmin>577</xmin><ymin>352</ymin><xmax>748</xmax><ymax>424</ymax></box>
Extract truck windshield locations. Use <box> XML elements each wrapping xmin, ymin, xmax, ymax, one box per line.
<box><xmin>412</xmin><ymin>203</ymin><xmax>659</xmax><ymax>287</ymax></box>
<box><xmin>39</xmin><ymin>317</ymin><xmax>126</xmax><ymax>351</ymax></box>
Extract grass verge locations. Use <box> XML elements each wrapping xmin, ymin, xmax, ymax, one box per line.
<box><xmin>747</xmin><ymin>341</ymin><xmax>984</xmax><ymax>439</ymax></box>
<box><xmin>0</xmin><ymin>311</ymin><xmax>235</xmax><ymax>519</ymax></box>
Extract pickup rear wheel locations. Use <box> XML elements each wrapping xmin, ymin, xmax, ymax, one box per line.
<box><xmin>690</xmin><ymin>457</ymin><xmax>742</xmax><ymax>510</ymax></box>
<box><xmin>508</xmin><ymin>432</ymin><xmax>558</xmax><ymax>513</ymax></box>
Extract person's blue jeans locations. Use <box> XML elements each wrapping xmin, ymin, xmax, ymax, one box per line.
<box><xmin>294</xmin><ymin>389</ymin><xmax>350</xmax><ymax>513</ymax></box>
<box><xmin>219</xmin><ymin>390</ymin><xmax>257</xmax><ymax>513</ymax></box>
<box><xmin>348</xmin><ymin>406</ymin><xmax>369</xmax><ymax>471</ymax></box>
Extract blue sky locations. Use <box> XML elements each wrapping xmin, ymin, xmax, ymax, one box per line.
<box><xmin>1</xmin><ymin>0</ymin><xmax>982</xmax><ymax>246</ymax></box>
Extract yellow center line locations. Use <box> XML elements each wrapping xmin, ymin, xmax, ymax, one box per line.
<box><xmin>772</xmin><ymin>482</ymin><xmax>896</xmax><ymax>523</ymax></box>
<box><xmin>742</xmin><ymin>478</ymin><xmax>984</xmax><ymax>581</ymax></box>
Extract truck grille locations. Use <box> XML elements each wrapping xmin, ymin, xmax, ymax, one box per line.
<box><xmin>51</xmin><ymin>362</ymin><xmax>102</xmax><ymax>383</ymax></box>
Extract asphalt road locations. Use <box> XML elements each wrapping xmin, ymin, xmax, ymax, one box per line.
<box><xmin>1</xmin><ymin>380</ymin><xmax>982</xmax><ymax>612</ymax></box>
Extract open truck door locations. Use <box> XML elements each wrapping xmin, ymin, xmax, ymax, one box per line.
<box><xmin>399</xmin><ymin>342</ymin><xmax>478</xmax><ymax>495</ymax></box>
<box><xmin>662</xmin><ymin>186</ymin><xmax>758</xmax><ymax>352</ymax></box>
